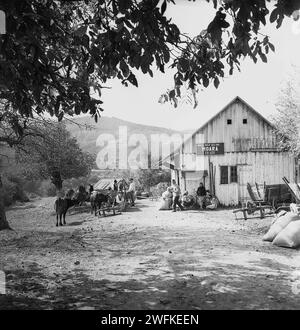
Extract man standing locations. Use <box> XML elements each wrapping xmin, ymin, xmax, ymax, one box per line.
<box><xmin>127</xmin><ymin>178</ymin><xmax>136</xmax><ymax>206</ymax></box>
<box><xmin>113</xmin><ymin>179</ymin><xmax>118</xmax><ymax>191</ymax></box>
<box><xmin>171</xmin><ymin>179</ymin><xmax>184</xmax><ymax>212</ymax></box>
<box><xmin>88</xmin><ymin>184</ymin><xmax>94</xmax><ymax>195</ymax></box>
<box><xmin>196</xmin><ymin>182</ymin><xmax>206</xmax><ymax>209</ymax></box>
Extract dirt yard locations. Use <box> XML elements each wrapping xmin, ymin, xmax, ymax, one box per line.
<box><xmin>0</xmin><ymin>197</ymin><xmax>300</xmax><ymax>310</ymax></box>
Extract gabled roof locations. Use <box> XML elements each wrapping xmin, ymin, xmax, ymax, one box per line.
<box><xmin>161</xmin><ymin>96</ymin><xmax>275</xmax><ymax>164</ymax></box>
<box><xmin>191</xmin><ymin>96</ymin><xmax>274</xmax><ymax>137</ymax></box>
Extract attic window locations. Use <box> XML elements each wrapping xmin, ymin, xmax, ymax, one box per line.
<box><xmin>243</xmin><ymin>118</ymin><xmax>247</xmax><ymax>124</ymax></box>
<box><xmin>227</xmin><ymin>119</ymin><xmax>232</xmax><ymax>125</ymax></box>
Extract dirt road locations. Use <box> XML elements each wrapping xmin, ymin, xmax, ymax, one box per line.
<box><xmin>0</xmin><ymin>197</ymin><xmax>300</xmax><ymax>309</ymax></box>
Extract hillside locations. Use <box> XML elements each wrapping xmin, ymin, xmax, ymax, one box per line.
<box><xmin>65</xmin><ymin>116</ymin><xmax>182</xmax><ymax>155</ymax></box>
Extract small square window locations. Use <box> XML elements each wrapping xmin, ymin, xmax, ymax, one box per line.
<box><xmin>243</xmin><ymin>118</ymin><xmax>247</xmax><ymax>124</ymax></box>
<box><xmin>227</xmin><ymin>119</ymin><xmax>232</xmax><ymax>125</ymax></box>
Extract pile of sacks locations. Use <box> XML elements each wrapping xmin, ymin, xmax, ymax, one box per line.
<box><xmin>263</xmin><ymin>211</ymin><xmax>300</xmax><ymax>248</ymax></box>
<box><xmin>158</xmin><ymin>188</ymin><xmax>172</xmax><ymax>210</ymax></box>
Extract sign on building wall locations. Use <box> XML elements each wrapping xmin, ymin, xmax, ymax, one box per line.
<box><xmin>196</xmin><ymin>143</ymin><xmax>224</xmax><ymax>155</ymax></box>
<box><xmin>232</xmin><ymin>137</ymin><xmax>279</xmax><ymax>151</ymax></box>
<box><xmin>0</xmin><ymin>10</ymin><xmax>6</xmax><ymax>34</ymax></box>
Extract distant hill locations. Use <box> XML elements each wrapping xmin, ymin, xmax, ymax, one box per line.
<box><xmin>65</xmin><ymin>116</ymin><xmax>182</xmax><ymax>156</ymax></box>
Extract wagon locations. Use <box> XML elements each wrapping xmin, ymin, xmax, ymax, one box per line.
<box><xmin>282</xmin><ymin>177</ymin><xmax>300</xmax><ymax>214</ymax></box>
<box><xmin>93</xmin><ymin>178</ymin><xmax>129</xmax><ymax>216</ymax></box>
<box><xmin>232</xmin><ymin>182</ymin><xmax>292</xmax><ymax>220</ymax></box>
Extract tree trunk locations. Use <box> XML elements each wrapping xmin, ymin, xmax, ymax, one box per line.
<box><xmin>0</xmin><ymin>174</ymin><xmax>11</xmax><ymax>230</ymax></box>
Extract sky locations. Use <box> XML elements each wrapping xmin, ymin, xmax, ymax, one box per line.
<box><xmin>100</xmin><ymin>0</ymin><xmax>300</xmax><ymax>131</ymax></box>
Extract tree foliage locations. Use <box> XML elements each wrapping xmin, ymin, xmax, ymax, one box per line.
<box><xmin>273</xmin><ymin>70</ymin><xmax>300</xmax><ymax>155</ymax></box>
<box><xmin>0</xmin><ymin>0</ymin><xmax>299</xmax><ymax>122</ymax></box>
<box><xmin>137</xmin><ymin>168</ymin><xmax>171</xmax><ymax>190</ymax></box>
<box><xmin>16</xmin><ymin>121</ymin><xmax>95</xmax><ymax>190</ymax></box>
<box><xmin>0</xmin><ymin>101</ymin><xmax>42</xmax><ymax>147</ymax></box>
<box><xmin>160</xmin><ymin>0</ymin><xmax>300</xmax><ymax>107</ymax></box>
<box><xmin>0</xmin><ymin>0</ymin><xmax>181</xmax><ymax>125</ymax></box>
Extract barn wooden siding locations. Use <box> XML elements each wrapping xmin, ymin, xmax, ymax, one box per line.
<box><xmin>171</xmin><ymin>97</ymin><xmax>296</xmax><ymax>206</ymax></box>
<box><xmin>182</xmin><ymin>99</ymin><xmax>277</xmax><ymax>153</ymax></box>
<box><xmin>205</xmin><ymin>152</ymin><xmax>294</xmax><ymax>205</ymax></box>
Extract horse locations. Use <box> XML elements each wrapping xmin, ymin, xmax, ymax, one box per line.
<box><xmin>90</xmin><ymin>191</ymin><xmax>114</xmax><ymax>216</ymax></box>
<box><xmin>54</xmin><ymin>196</ymin><xmax>78</xmax><ymax>226</ymax></box>
<box><xmin>73</xmin><ymin>185</ymin><xmax>89</xmax><ymax>205</ymax></box>
<box><xmin>54</xmin><ymin>189</ymin><xmax>80</xmax><ymax>226</ymax></box>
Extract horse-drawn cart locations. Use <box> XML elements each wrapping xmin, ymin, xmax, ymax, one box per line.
<box><xmin>92</xmin><ymin>178</ymin><xmax>128</xmax><ymax>217</ymax></box>
<box><xmin>233</xmin><ymin>182</ymin><xmax>292</xmax><ymax>220</ymax></box>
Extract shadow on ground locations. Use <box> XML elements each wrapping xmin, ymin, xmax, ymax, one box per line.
<box><xmin>0</xmin><ymin>256</ymin><xmax>299</xmax><ymax>310</ymax></box>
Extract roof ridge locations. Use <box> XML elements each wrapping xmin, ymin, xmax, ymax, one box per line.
<box><xmin>189</xmin><ymin>96</ymin><xmax>274</xmax><ymax>138</ymax></box>
<box><xmin>161</xmin><ymin>96</ymin><xmax>274</xmax><ymax>163</ymax></box>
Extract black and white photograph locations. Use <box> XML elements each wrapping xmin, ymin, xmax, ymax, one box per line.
<box><xmin>1</xmin><ymin>0</ymin><xmax>300</xmax><ymax>315</ymax></box>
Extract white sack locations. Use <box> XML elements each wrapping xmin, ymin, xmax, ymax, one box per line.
<box><xmin>263</xmin><ymin>212</ymin><xmax>300</xmax><ymax>242</ymax></box>
<box><xmin>273</xmin><ymin>221</ymin><xmax>300</xmax><ymax>248</ymax></box>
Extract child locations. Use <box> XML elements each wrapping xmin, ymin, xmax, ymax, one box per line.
<box><xmin>206</xmin><ymin>195</ymin><xmax>219</xmax><ymax>210</ymax></box>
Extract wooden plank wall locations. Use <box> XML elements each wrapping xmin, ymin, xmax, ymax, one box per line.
<box><xmin>179</xmin><ymin>99</ymin><xmax>295</xmax><ymax>205</ymax></box>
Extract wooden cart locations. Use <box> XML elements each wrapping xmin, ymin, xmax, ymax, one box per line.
<box><xmin>233</xmin><ymin>181</ymin><xmax>293</xmax><ymax>220</ymax></box>
<box><xmin>233</xmin><ymin>182</ymin><xmax>274</xmax><ymax>220</ymax></box>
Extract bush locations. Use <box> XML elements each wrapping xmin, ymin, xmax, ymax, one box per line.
<box><xmin>23</xmin><ymin>179</ymin><xmax>55</xmax><ymax>197</ymax></box>
<box><xmin>8</xmin><ymin>175</ymin><xmax>30</xmax><ymax>202</ymax></box>
<box><xmin>2</xmin><ymin>177</ymin><xmax>16</xmax><ymax>206</ymax></box>
<box><xmin>63</xmin><ymin>177</ymin><xmax>90</xmax><ymax>191</ymax></box>
<box><xmin>2</xmin><ymin>176</ymin><xmax>29</xmax><ymax>206</ymax></box>
<box><xmin>36</xmin><ymin>180</ymin><xmax>56</xmax><ymax>197</ymax></box>
<box><xmin>23</xmin><ymin>176</ymin><xmax>96</xmax><ymax>198</ymax></box>
<box><xmin>23</xmin><ymin>180</ymin><xmax>42</xmax><ymax>194</ymax></box>
<box><xmin>137</xmin><ymin>169</ymin><xmax>171</xmax><ymax>191</ymax></box>
<box><xmin>4</xmin><ymin>173</ymin><xmax>100</xmax><ymax>201</ymax></box>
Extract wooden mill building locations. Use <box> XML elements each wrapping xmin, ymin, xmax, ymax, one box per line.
<box><xmin>166</xmin><ymin>96</ymin><xmax>297</xmax><ymax>206</ymax></box>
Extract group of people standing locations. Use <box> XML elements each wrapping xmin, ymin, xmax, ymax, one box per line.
<box><xmin>111</xmin><ymin>178</ymin><xmax>136</xmax><ymax>206</ymax></box>
<box><xmin>161</xmin><ymin>180</ymin><xmax>218</xmax><ymax>212</ymax></box>
<box><xmin>124</xmin><ymin>178</ymin><xmax>136</xmax><ymax>207</ymax></box>
<box><xmin>89</xmin><ymin>178</ymin><xmax>136</xmax><ymax>207</ymax></box>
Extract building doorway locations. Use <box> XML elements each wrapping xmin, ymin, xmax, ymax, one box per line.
<box><xmin>238</xmin><ymin>165</ymin><xmax>252</xmax><ymax>205</ymax></box>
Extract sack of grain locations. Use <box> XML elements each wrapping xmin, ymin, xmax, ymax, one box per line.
<box><xmin>270</xmin><ymin>210</ymin><xmax>287</xmax><ymax>225</ymax></box>
<box><xmin>158</xmin><ymin>198</ymin><xmax>171</xmax><ymax>211</ymax></box>
<box><xmin>263</xmin><ymin>212</ymin><xmax>300</xmax><ymax>242</ymax></box>
<box><xmin>273</xmin><ymin>221</ymin><xmax>300</xmax><ymax>248</ymax></box>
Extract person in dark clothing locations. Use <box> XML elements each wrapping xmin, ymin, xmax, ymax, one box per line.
<box><xmin>113</xmin><ymin>180</ymin><xmax>118</xmax><ymax>191</ymax></box>
<box><xmin>89</xmin><ymin>184</ymin><xmax>94</xmax><ymax>195</ymax></box>
<box><xmin>196</xmin><ymin>182</ymin><xmax>206</xmax><ymax>209</ymax></box>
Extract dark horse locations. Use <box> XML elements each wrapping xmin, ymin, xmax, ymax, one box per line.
<box><xmin>54</xmin><ymin>197</ymin><xmax>77</xmax><ymax>226</ymax></box>
<box><xmin>54</xmin><ymin>189</ymin><xmax>78</xmax><ymax>226</ymax></box>
<box><xmin>90</xmin><ymin>191</ymin><xmax>113</xmax><ymax>216</ymax></box>
<box><xmin>73</xmin><ymin>185</ymin><xmax>89</xmax><ymax>205</ymax></box>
